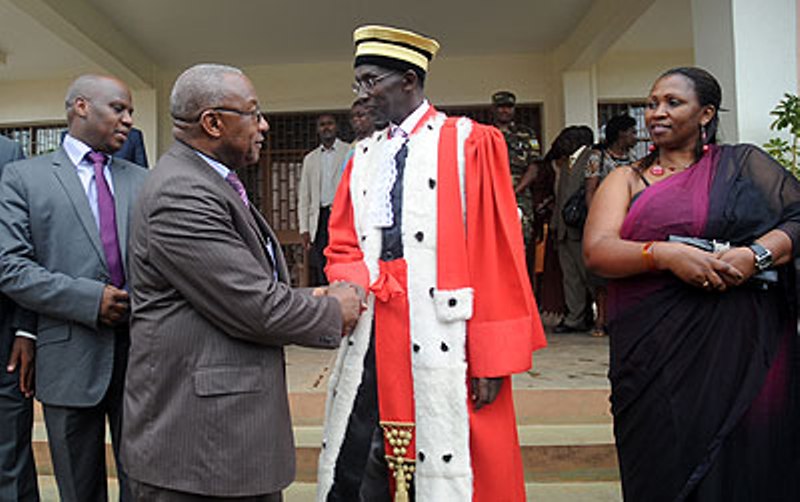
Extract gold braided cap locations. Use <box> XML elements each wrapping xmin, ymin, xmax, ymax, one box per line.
<box><xmin>353</xmin><ymin>25</ymin><xmax>440</xmax><ymax>72</ymax></box>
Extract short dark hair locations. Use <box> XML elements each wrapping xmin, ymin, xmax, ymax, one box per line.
<box><xmin>604</xmin><ymin>115</ymin><xmax>637</xmax><ymax>146</ymax></box>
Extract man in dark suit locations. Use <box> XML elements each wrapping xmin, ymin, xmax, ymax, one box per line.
<box><xmin>0</xmin><ymin>135</ymin><xmax>39</xmax><ymax>501</ymax></box>
<box><xmin>121</xmin><ymin>63</ymin><xmax>361</xmax><ymax>501</ymax></box>
<box><xmin>0</xmin><ymin>75</ymin><xmax>148</xmax><ymax>502</ymax></box>
<box><xmin>113</xmin><ymin>127</ymin><xmax>148</xmax><ymax>167</ymax></box>
<box><xmin>61</xmin><ymin>127</ymin><xmax>148</xmax><ymax>168</ymax></box>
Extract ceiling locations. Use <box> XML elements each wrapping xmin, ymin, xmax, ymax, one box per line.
<box><xmin>0</xmin><ymin>0</ymin><xmax>692</xmax><ymax>84</ymax></box>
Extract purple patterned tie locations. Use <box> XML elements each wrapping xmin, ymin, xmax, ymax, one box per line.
<box><xmin>225</xmin><ymin>171</ymin><xmax>250</xmax><ymax>207</ymax></box>
<box><xmin>86</xmin><ymin>151</ymin><xmax>125</xmax><ymax>288</ymax></box>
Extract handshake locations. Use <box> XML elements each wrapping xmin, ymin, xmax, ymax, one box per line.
<box><xmin>313</xmin><ymin>281</ymin><xmax>366</xmax><ymax>336</ymax></box>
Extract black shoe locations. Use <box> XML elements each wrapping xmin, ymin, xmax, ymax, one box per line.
<box><xmin>552</xmin><ymin>322</ymin><xmax>587</xmax><ymax>334</ymax></box>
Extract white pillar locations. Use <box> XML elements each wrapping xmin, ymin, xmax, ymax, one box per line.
<box><xmin>692</xmin><ymin>0</ymin><xmax>797</xmax><ymax>145</ymax></box>
<box><xmin>562</xmin><ymin>68</ymin><xmax>598</xmax><ymax>133</ymax></box>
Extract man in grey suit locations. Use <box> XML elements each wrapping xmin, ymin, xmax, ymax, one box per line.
<box><xmin>0</xmin><ymin>75</ymin><xmax>148</xmax><ymax>502</ymax></box>
<box><xmin>122</xmin><ymin>64</ymin><xmax>361</xmax><ymax>501</ymax></box>
<box><xmin>0</xmin><ymin>135</ymin><xmax>39</xmax><ymax>501</ymax></box>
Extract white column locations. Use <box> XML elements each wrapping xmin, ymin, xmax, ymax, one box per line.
<box><xmin>692</xmin><ymin>0</ymin><xmax>797</xmax><ymax>145</ymax></box>
<box><xmin>562</xmin><ymin>68</ymin><xmax>598</xmax><ymax>133</ymax></box>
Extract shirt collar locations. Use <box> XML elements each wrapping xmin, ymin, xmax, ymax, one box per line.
<box><xmin>63</xmin><ymin>134</ymin><xmax>103</xmax><ymax>168</ymax></box>
<box><xmin>392</xmin><ymin>100</ymin><xmax>430</xmax><ymax>138</ymax></box>
<box><xmin>321</xmin><ymin>139</ymin><xmax>340</xmax><ymax>152</ymax></box>
<box><xmin>195</xmin><ymin>150</ymin><xmax>231</xmax><ymax>179</ymax></box>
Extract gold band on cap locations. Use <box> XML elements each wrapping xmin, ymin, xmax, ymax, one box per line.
<box><xmin>353</xmin><ymin>25</ymin><xmax>440</xmax><ymax>72</ymax></box>
<box><xmin>355</xmin><ymin>41</ymin><xmax>431</xmax><ymax>72</ymax></box>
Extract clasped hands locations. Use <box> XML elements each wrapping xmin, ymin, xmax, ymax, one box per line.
<box><xmin>313</xmin><ymin>281</ymin><xmax>366</xmax><ymax>335</ymax></box>
<box><xmin>99</xmin><ymin>285</ymin><xmax>130</xmax><ymax>327</ymax></box>
<box><xmin>658</xmin><ymin>242</ymin><xmax>756</xmax><ymax>292</ymax></box>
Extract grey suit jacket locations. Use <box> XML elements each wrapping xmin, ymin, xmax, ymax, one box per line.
<box><xmin>297</xmin><ymin>138</ymin><xmax>349</xmax><ymax>238</ymax></box>
<box><xmin>553</xmin><ymin>146</ymin><xmax>592</xmax><ymax>242</ymax></box>
<box><xmin>0</xmin><ymin>146</ymin><xmax>148</xmax><ymax>406</ymax></box>
<box><xmin>122</xmin><ymin>141</ymin><xmax>342</xmax><ymax>497</ymax></box>
<box><xmin>0</xmin><ymin>136</ymin><xmax>35</xmax><ymax>371</ymax></box>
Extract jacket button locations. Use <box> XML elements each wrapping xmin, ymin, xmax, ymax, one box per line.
<box><xmin>429</xmin><ymin>178</ymin><xmax>436</xmax><ymax>189</ymax></box>
<box><xmin>442</xmin><ymin>453</ymin><xmax>452</xmax><ymax>463</ymax></box>
<box><xmin>415</xmin><ymin>231</ymin><xmax>424</xmax><ymax>242</ymax></box>
<box><xmin>448</xmin><ymin>298</ymin><xmax>457</xmax><ymax>307</ymax></box>
<box><xmin>440</xmin><ymin>342</ymin><xmax>449</xmax><ymax>352</ymax></box>
<box><xmin>413</xmin><ymin>343</ymin><xmax>420</xmax><ymax>353</ymax></box>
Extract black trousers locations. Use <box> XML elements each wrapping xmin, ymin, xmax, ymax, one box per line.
<box><xmin>43</xmin><ymin>328</ymin><xmax>131</xmax><ymax>502</ymax></box>
<box><xmin>309</xmin><ymin>207</ymin><xmax>331</xmax><ymax>286</ymax></box>
<box><xmin>0</xmin><ymin>336</ymin><xmax>38</xmax><ymax>502</ymax></box>
<box><xmin>326</xmin><ymin>330</ymin><xmax>415</xmax><ymax>502</ymax></box>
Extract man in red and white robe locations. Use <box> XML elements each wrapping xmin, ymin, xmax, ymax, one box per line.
<box><xmin>317</xmin><ymin>25</ymin><xmax>547</xmax><ymax>502</ymax></box>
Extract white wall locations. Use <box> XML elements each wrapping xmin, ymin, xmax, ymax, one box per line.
<box><xmin>156</xmin><ymin>52</ymin><xmax>559</xmax><ymax>153</ymax></box>
<box><xmin>595</xmin><ymin>49</ymin><xmax>694</xmax><ymax>100</ymax></box>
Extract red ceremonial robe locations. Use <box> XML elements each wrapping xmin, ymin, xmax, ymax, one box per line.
<box><xmin>319</xmin><ymin>106</ymin><xmax>546</xmax><ymax>502</ymax></box>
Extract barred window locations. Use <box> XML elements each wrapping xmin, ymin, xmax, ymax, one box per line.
<box><xmin>598</xmin><ymin>101</ymin><xmax>650</xmax><ymax>159</ymax></box>
<box><xmin>0</xmin><ymin>123</ymin><xmax>68</xmax><ymax>158</ymax></box>
<box><xmin>253</xmin><ymin>104</ymin><xmax>542</xmax><ymax>286</ymax></box>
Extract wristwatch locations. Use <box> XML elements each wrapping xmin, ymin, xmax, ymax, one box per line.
<box><xmin>748</xmin><ymin>242</ymin><xmax>773</xmax><ymax>271</ymax></box>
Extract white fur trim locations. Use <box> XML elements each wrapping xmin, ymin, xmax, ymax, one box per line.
<box><xmin>318</xmin><ymin>114</ymin><xmax>475</xmax><ymax>501</ymax></box>
<box><xmin>316</xmin><ymin>302</ymin><xmax>374</xmax><ymax>501</ymax></box>
<box><xmin>431</xmin><ymin>288</ymin><xmax>474</xmax><ymax>323</ymax></box>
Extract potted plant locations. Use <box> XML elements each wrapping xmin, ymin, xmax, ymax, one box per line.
<box><xmin>764</xmin><ymin>93</ymin><xmax>800</xmax><ymax>178</ymax></box>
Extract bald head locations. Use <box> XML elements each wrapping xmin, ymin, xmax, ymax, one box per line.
<box><xmin>65</xmin><ymin>74</ymin><xmax>133</xmax><ymax>153</ymax></box>
<box><xmin>170</xmin><ymin>64</ymin><xmax>244</xmax><ymax>123</ymax></box>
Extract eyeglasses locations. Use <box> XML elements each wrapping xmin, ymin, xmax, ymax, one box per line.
<box><xmin>352</xmin><ymin>72</ymin><xmax>396</xmax><ymax>95</ymax></box>
<box><xmin>209</xmin><ymin>107</ymin><xmax>265</xmax><ymax>122</ymax></box>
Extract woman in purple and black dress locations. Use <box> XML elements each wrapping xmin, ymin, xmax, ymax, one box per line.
<box><xmin>584</xmin><ymin>66</ymin><xmax>800</xmax><ymax>501</ymax></box>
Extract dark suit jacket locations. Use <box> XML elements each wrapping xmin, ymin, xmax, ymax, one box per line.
<box><xmin>0</xmin><ymin>136</ymin><xmax>35</xmax><ymax>379</ymax></box>
<box><xmin>114</xmin><ymin>127</ymin><xmax>148</xmax><ymax>167</ymax></box>
<box><xmin>122</xmin><ymin>141</ymin><xmax>342</xmax><ymax>497</ymax></box>
<box><xmin>0</xmin><ymin>147</ymin><xmax>148</xmax><ymax>406</ymax></box>
<box><xmin>61</xmin><ymin>128</ymin><xmax>148</xmax><ymax>167</ymax></box>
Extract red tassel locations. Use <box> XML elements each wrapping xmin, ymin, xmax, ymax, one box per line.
<box><xmin>648</xmin><ymin>144</ymin><xmax>656</xmax><ymax>153</ymax></box>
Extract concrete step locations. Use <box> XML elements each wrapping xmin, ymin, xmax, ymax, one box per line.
<box><xmin>32</xmin><ymin>387</ymin><xmax>618</xmax><ymax>482</ymax></box>
<box><xmin>293</xmin><ymin>423</ymin><xmax>618</xmax><ymax>483</ymax></box>
<box><xmin>32</xmin><ymin>422</ymin><xmax>618</xmax><ymax>483</ymax></box>
<box><xmin>36</xmin><ymin>476</ymin><xmax>621</xmax><ymax>502</ymax></box>
<box><xmin>33</xmin><ymin>388</ymin><xmax>613</xmax><ymax>427</ymax></box>
<box><xmin>289</xmin><ymin>388</ymin><xmax>612</xmax><ymax>426</ymax></box>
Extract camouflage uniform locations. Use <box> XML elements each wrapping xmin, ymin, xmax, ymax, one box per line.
<box><xmin>501</xmin><ymin>123</ymin><xmax>540</xmax><ymax>247</ymax></box>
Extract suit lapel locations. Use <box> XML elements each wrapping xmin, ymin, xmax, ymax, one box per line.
<box><xmin>51</xmin><ymin>148</ymin><xmax>106</xmax><ymax>267</ymax></box>
<box><xmin>248</xmin><ymin>206</ymin><xmax>289</xmax><ymax>282</ymax></box>
<box><xmin>175</xmin><ymin>143</ymin><xmax>287</xmax><ymax>282</ymax></box>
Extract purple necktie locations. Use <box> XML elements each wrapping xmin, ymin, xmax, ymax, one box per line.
<box><xmin>86</xmin><ymin>151</ymin><xmax>125</xmax><ymax>288</ymax></box>
<box><xmin>225</xmin><ymin>171</ymin><xmax>250</xmax><ymax>207</ymax></box>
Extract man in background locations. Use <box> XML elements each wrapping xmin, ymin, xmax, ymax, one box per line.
<box><xmin>298</xmin><ymin>114</ymin><xmax>349</xmax><ymax>285</ymax></box>
<box><xmin>492</xmin><ymin>90</ymin><xmax>541</xmax><ymax>287</ymax></box>
<box><xmin>0</xmin><ymin>134</ymin><xmax>38</xmax><ymax>501</ymax></box>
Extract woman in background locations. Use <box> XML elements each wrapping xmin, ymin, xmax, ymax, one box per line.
<box><xmin>584</xmin><ymin>114</ymin><xmax>638</xmax><ymax>337</ymax></box>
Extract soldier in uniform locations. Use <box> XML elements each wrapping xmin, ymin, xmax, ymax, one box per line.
<box><xmin>492</xmin><ymin>90</ymin><xmax>541</xmax><ymax>282</ymax></box>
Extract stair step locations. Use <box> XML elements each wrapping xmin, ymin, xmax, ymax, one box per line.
<box><xmin>36</xmin><ymin>476</ymin><xmax>621</xmax><ymax>502</ymax></box>
<box><xmin>293</xmin><ymin>424</ymin><xmax>618</xmax><ymax>483</ymax></box>
<box><xmin>34</xmin><ymin>388</ymin><xmax>613</xmax><ymax>427</ymax></box>
<box><xmin>287</xmin><ymin>389</ymin><xmax>612</xmax><ymax>426</ymax></box>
